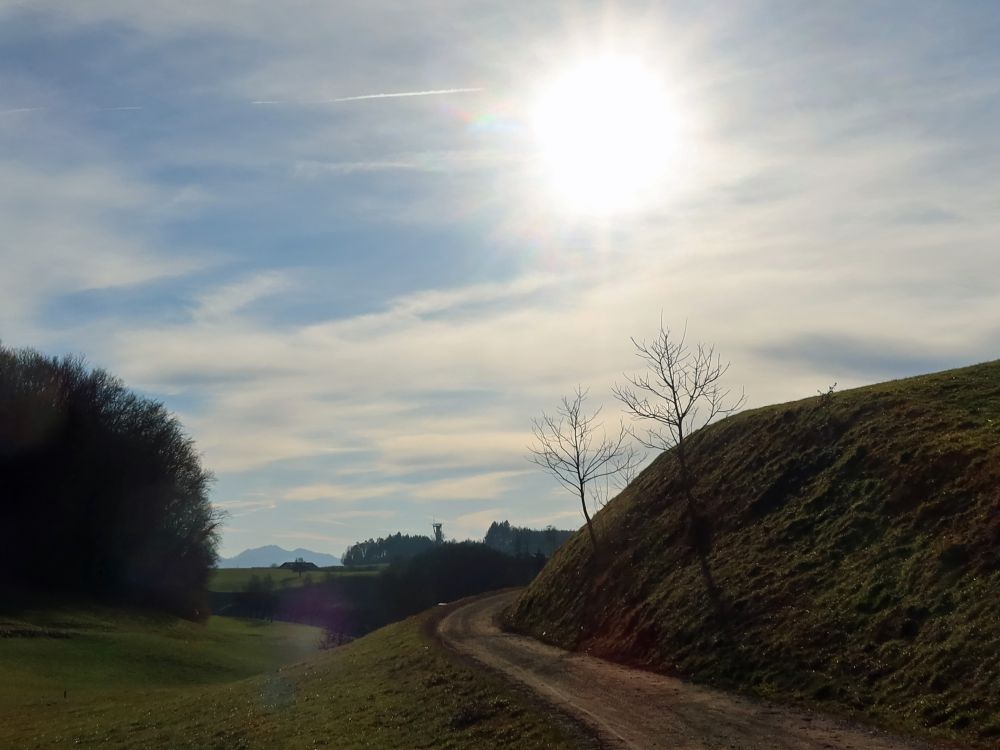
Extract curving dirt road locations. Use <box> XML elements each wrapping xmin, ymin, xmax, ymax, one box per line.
<box><xmin>438</xmin><ymin>590</ymin><xmax>935</xmax><ymax>750</ymax></box>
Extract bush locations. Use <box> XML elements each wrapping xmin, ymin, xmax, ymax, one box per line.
<box><xmin>0</xmin><ymin>344</ymin><xmax>219</xmax><ymax>618</ymax></box>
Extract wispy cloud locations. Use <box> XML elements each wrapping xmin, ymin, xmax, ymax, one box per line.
<box><xmin>193</xmin><ymin>271</ymin><xmax>292</xmax><ymax>322</ymax></box>
<box><xmin>292</xmin><ymin>160</ymin><xmax>419</xmax><ymax>177</ymax></box>
<box><xmin>0</xmin><ymin>105</ymin><xmax>143</xmax><ymax>116</ymax></box>
<box><xmin>410</xmin><ymin>470</ymin><xmax>531</xmax><ymax>503</ymax></box>
<box><xmin>449</xmin><ymin>508</ymin><xmax>505</xmax><ymax>540</ymax></box>
<box><xmin>0</xmin><ymin>160</ymin><xmax>208</xmax><ymax>345</ymax></box>
<box><xmin>3</xmin><ymin>84</ymin><xmax>479</xmax><ymax>120</ymax></box>
<box><xmin>272</xmin><ymin>531</ymin><xmax>349</xmax><ymax>546</ymax></box>
<box><xmin>213</xmin><ymin>498</ymin><xmax>278</xmax><ymax>518</ymax></box>
<box><xmin>307</xmin><ymin>509</ymin><xmax>397</xmax><ymax>526</ymax></box>
<box><xmin>282</xmin><ymin>482</ymin><xmax>406</xmax><ymax>504</ymax></box>
<box><xmin>7</xmin><ymin>1</ymin><xmax>1000</xmax><ymax>560</ymax></box>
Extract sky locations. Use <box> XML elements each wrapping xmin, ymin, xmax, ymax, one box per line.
<box><xmin>3</xmin><ymin>1</ymin><xmax>999</xmax><ymax>558</ymax></box>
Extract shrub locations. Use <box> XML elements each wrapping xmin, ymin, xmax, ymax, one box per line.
<box><xmin>0</xmin><ymin>344</ymin><xmax>219</xmax><ymax>618</ymax></box>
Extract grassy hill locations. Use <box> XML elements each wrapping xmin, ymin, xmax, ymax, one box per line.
<box><xmin>0</xmin><ymin>602</ymin><xmax>590</xmax><ymax>748</ymax></box>
<box><xmin>506</xmin><ymin>360</ymin><xmax>1000</xmax><ymax>746</ymax></box>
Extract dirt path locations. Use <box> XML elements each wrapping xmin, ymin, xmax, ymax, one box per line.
<box><xmin>438</xmin><ymin>591</ymin><xmax>936</xmax><ymax>750</ymax></box>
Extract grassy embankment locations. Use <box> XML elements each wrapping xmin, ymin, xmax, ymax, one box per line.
<box><xmin>1</xmin><ymin>602</ymin><xmax>588</xmax><ymax>749</ymax></box>
<box><xmin>507</xmin><ymin>360</ymin><xmax>1000</xmax><ymax>747</ymax></box>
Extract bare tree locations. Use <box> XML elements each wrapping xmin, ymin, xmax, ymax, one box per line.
<box><xmin>616</xmin><ymin>455</ymin><xmax>642</xmax><ymax>489</ymax></box>
<box><xmin>613</xmin><ymin>323</ymin><xmax>744</xmax><ymax>607</ymax></box>
<box><xmin>593</xmin><ymin>452</ymin><xmax>643</xmax><ymax>511</ymax></box>
<box><xmin>528</xmin><ymin>387</ymin><xmax>641</xmax><ymax>553</ymax></box>
<box><xmin>613</xmin><ymin>323</ymin><xmax>745</xmax><ymax>515</ymax></box>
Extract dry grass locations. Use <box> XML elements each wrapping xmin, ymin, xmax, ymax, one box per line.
<box><xmin>508</xmin><ymin>359</ymin><xmax>1000</xmax><ymax>747</ymax></box>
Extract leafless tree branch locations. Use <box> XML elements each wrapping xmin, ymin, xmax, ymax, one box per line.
<box><xmin>613</xmin><ymin>322</ymin><xmax>745</xmax><ymax>512</ymax></box>
<box><xmin>527</xmin><ymin>386</ymin><xmax>643</xmax><ymax>552</ymax></box>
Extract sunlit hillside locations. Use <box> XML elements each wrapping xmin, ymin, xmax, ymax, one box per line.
<box><xmin>508</xmin><ymin>360</ymin><xmax>1000</xmax><ymax>747</ymax></box>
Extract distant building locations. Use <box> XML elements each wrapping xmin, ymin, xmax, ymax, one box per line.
<box><xmin>279</xmin><ymin>560</ymin><xmax>318</xmax><ymax>572</ymax></box>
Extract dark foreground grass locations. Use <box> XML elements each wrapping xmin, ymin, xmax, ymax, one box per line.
<box><xmin>0</xmin><ymin>603</ymin><xmax>589</xmax><ymax>749</ymax></box>
<box><xmin>508</xmin><ymin>359</ymin><xmax>1000</xmax><ymax>748</ymax></box>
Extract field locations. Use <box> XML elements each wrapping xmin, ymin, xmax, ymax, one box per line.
<box><xmin>0</xmin><ymin>601</ymin><xmax>589</xmax><ymax>749</ymax></box>
<box><xmin>0</xmin><ymin>604</ymin><xmax>322</xmax><ymax>745</ymax></box>
<box><xmin>208</xmin><ymin>566</ymin><xmax>381</xmax><ymax>593</ymax></box>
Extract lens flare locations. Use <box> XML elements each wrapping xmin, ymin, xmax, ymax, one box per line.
<box><xmin>532</xmin><ymin>56</ymin><xmax>681</xmax><ymax>215</ymax></box>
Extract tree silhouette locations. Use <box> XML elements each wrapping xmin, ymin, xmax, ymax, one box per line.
<box><xmin>484</xmin><ymin>520</ymin><xmax>573</xmax><ymax>557</ymax></box>
<box><xmin>613</xmin><ymin>322</ymin><xmax>744</xmax><ymax>603</ymax></box>
<box><xmin>342</xmin><ymin>532</ymin><xmax>434</xmax><ymax>566</ymax></box>
<box><xmin>527</xmin><ymin>387</ymin><xmax>641</xmax><ymax>553</ymax></box>
<box><xmin>0</xmin><ymin>344</ymin><xmax>219</xmax><ymax>618</ymax></box>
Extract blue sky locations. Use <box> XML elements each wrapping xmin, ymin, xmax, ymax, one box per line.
<box><xmin>3</xmin><ymin>1</ymin><xmax>999</xmax><ymax>558</ymax></box>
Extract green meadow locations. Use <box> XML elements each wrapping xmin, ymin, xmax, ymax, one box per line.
<box><xmin>208</xmin><ymin>566</ymin><xmax>380</xmax><ymax>593</ymax></box>
<box><xmin>0</xmin><ymin>603</ymin><xmax>588</xmax><ymax>749</ymax></box>
<box><xmin>0</xmin><ymin>605</ymin><xmax>321</xmax><ymax>742</ymax></box>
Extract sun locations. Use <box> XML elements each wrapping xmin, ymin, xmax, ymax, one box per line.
<box><xmin>532</xmin><ymin>55</ymin><xmax>681</xmax><ymax>216</ymax></box>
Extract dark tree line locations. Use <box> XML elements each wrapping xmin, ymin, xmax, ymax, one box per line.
<box><xmin>236</xmin><ymin>574</ymin><xmax>279</xmax><ymax>620</ymax></box>
<box><xmin>221</xmin><ymin>542</ymin><xmax>545</xmax><ymax>638</ymax></box>
<box><xmin>0</xmin><ymin>345</ymin><xmax>219</xmax><ymax>618</ymax></box>
<box><xmin>483</xmin><ymin>521</ymin><xmax>573</xmax><ymax>558</ymax></box>
<box><xmin>341</xmin><ymin>532</ymin><xmax>435</xmax><ymax>566</ymax></box>
<box><xmin>378</xmin><ymin>542</ymin><xmax>546</xmax><ymax>623</ymax></box>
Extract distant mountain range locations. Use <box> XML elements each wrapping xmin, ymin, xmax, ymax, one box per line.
<box><xmin>217</xmin><ymin>545</ymin><xmax>342</xmax><ymax>569</ymax></box>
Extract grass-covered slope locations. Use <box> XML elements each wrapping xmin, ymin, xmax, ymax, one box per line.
<box><xmin>0</xmin><ymin>603</ymin><xmax>589</xmax><ymax>749</ymax></box>
<box><xmin>507</xmin><ymin>360</ymin><xmax>1000</xmax><ymax>746</ymax></box>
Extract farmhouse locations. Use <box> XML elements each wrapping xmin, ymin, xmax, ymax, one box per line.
<box><xmin>279</xmin><ymin>560</ymin><xmax>318</xmax><ymax>571</ymax></box>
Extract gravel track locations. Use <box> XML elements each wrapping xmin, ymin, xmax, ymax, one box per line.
<box><xmin>438</xmin><ymin>590</ymin><xmax>935</xmax><ymax>750</ymax></box>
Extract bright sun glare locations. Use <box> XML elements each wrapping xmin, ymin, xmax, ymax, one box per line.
<box><xmin>532</xmin><ymin>56</ymin><xmax>681</xmax><ymax>216</ymax></box>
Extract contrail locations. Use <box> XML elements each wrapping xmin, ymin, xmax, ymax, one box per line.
<box><xmin>329</xmin><ymin>87</ymin><xmax>484</xmax><ymax>103</ymax></box>
<box><xmin>251</xmin><ymin>87</ymin><xmax>484</xmax><ymax>106</ymax></box>
<box><xmin>1</xmin><ymin>105</ymin><xmax>142</xmax><ymax>114</ymax></box>
<box><xmin>2</xmin><ymin>88</ymin><xmax>482</xmax><ymax>117</ymax></box>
